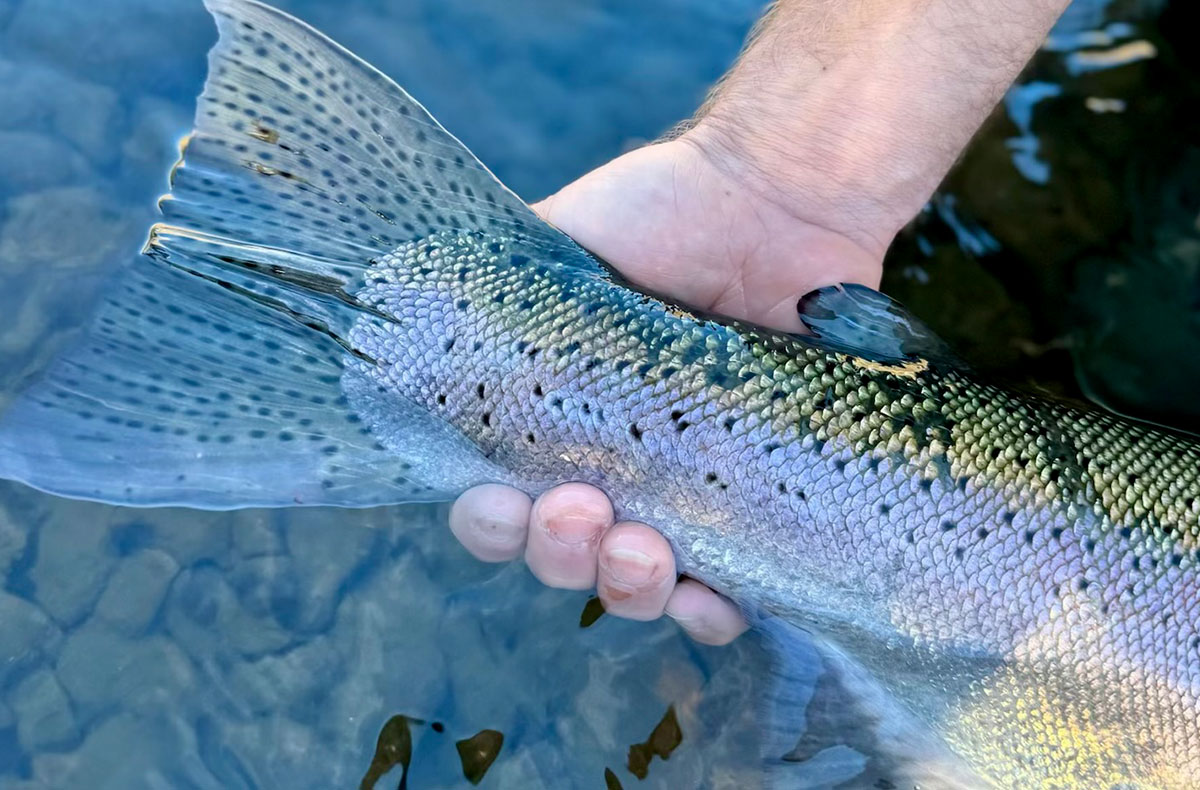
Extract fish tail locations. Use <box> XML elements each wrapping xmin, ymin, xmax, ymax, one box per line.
<box><xmin>0</xmin><ymin>0</ymin><xmax>568</xmax><ymax>508</ymax></box>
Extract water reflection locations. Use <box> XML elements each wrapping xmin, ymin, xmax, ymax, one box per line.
<box><xmin>887</xmin><ymin>0</ymin><xmax>1200</xmax><ymax>433</ymax></box>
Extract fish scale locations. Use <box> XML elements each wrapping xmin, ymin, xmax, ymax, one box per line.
<box><xmin>0</xmin><ymin>0</ymin><xmax>1198</xmax><ymax>786</ymax></box>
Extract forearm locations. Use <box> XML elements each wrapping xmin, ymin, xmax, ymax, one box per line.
<box><xmin>686</xmin><ymin>0</ymin><xmax>1071</xmax><ymax>255</ymax></box>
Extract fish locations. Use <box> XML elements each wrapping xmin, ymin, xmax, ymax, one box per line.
<box><xmin>0</xmin><ymin>0</ymin><xmax>1197</xmax><ymax>787</ymax></box>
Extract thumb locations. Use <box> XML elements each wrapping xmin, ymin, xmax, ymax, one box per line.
<box><xmin>528</xmin><ymin>189</ymin><xmax>565</xmax><ymax>228</ymax></box>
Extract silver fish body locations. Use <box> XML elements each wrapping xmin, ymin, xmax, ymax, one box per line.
<box><xmin>348</xmin><ymin>230</ymin><xmax>1200</xmax><ymax>788</ymax></box>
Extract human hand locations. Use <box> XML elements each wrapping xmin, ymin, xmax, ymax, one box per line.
<box><xmin>448</xmin><ymin>134</ymin><xmax>887</xmax><ymax>645</ymax></box>
<box><xmin>449</xmin><ymin>483</ymin><xmax>749</xmax><ymax>645</ymax></box>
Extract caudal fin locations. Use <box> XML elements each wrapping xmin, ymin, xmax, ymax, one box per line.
<box><xmin>0</xmin><ymin>0</ymin><xmax>593</xmax><ymax>508</ymax></box>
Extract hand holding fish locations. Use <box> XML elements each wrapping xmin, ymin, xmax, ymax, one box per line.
<box><xmin>447</xmin><ymin>133</ymin><xmax>890</xmax><ymax>643</ymax></box>
<box><xmin>448</xmin><ymin>0</ymin><xmax>1072</xmax><ymax>645</ymax></box>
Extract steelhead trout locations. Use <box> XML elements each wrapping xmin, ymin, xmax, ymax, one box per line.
<box><xmin>0</xmin><ymin>0</ymin><xmax>1197</xmax><ymax>786</ymax></box>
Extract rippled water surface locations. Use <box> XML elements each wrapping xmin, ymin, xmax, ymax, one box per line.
<box><xmin>0</xmin><ymin>0</ymin><xmax>1195</xmax><ymax>787</ymax></box>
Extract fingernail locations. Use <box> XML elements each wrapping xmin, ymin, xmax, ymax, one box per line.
<box><xmin>667</xmin><ymin>611</ymin><xmax>700</xmax><ymax>626</ymax></box>
<box><xmin>543</xmin><ymin>515</ymin><xmax>599</xmax><ymax>547</ymax></box>
<box><xmin>606</xmin><ymin>548</ymin><xmax>657</xmax><ymax>586</ymax></box>
<box><xmin>665</xmin><ymin>608</ymin><xmax>710</xmax><ymax>636</ymax></box>
<box><xmin>474</xmin><ymin>515</ymin><xmax>522</xmax><ymax>544</ymax></box>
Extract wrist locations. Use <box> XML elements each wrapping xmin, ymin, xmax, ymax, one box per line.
<box><xmin>678</xmin><ymin>118</ymin><xmax>903</xmax><ymax>263</ymax></box>
<box><xmin>678</xmin><ymin>0</ymin><xmax>1071</xmax><ymax>256</ymax></box>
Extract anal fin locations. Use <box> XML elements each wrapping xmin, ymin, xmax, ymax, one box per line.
<box><xmin>750</xmin><ymin>614</ymin><xmax>991</xmax><ymax>790</ymax></box>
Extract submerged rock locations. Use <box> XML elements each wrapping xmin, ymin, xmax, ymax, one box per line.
<box><xmin>93</xmin><ymin>549</ymin><xmax>179</xmax><ymax>636</ymax></box>
<box><xmin>27</xmin><ymin>500</ymin><xmax>118</xmax><ymax>627</ymax></box>
<box><xmin>0</xmin><ymin>133</ymin><xmax>91</xmax><ymax>195</ymax></box>
<box><xmin>0</xmin><ymin>186</ymin><xmax>142</xmax><ymax>274</ymax></box>
<box><xmin>0</xmin><ymin>58</ymin><xmax>120</xmax><ymax>165</ymax></box>
<box><xmin>55</xmin><ymin>623</ymin><xmax>193</xmax><ymax>718</ymax></box>
<box><xmin>10</xmin><ymin>669</ymin><xmax>79</xmax><ymax>753</ymax></box>
<box><xmin>0</xmin><ymin>593</ymin><xmax>60</xmax><ymax>687</ymax></box>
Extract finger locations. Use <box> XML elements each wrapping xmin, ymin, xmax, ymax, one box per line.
<box><xmin>665</xmin><ymin>579</ymin><xmax>749</xmax><ymax>645</ymax></box>
<box><xmin>596</xmin><ymin>522</ymin><xmax>676</xmax><ymax>621</ymax></box>
<box><xmin>524</xmin><ymin>483</ymin><xmax>614</xmax><ymax>590</ymax></box>
<box><xmin>447</xmin><ymin>484</ymin><xmax>532</xmax><ymax>562</ymax></box>
<box><xmin>528</xmin><ymin>195</ymin><xmax>554</xmax><ymax>220</ymax></box>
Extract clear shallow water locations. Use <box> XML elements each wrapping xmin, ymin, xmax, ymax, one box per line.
<box><xmin>0</xmin><ymin>0</ymin><xmax>1195</xmax><ymax>787</ymax></box>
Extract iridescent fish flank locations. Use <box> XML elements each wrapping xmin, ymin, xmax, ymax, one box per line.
<box><xmin>0</xmin><ymin>1</ymin><xmax>1197</xmax><ymax>788</ymax></box>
